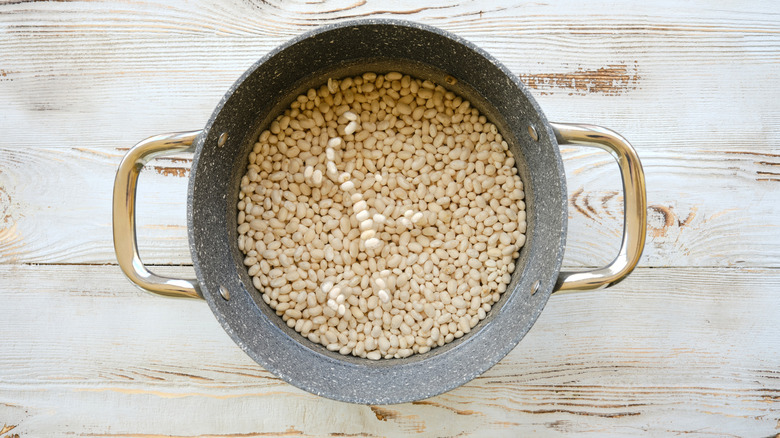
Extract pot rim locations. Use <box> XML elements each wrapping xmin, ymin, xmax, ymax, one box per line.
<box><xmin>187</xmin><ymin>18</ymin><xmax>567</xmax><ymax>404</ymax></box>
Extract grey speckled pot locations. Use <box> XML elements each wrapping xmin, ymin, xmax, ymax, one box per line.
<box><xmin>189</xmin><ymin>19</ymin><xmax>566</xmax><ymax>404</ymax></box>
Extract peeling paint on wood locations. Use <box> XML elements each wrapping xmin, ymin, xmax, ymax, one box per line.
<box><xmin>519</xmin><ymin>62</ymin><xmax>640</xmax><ymax>96</ymax></box>
<box><xmin>369</xmin><ymin>405</ymin><xmax>399</xmax><ymax>421</ymax></box>
<box><xmin>153</xmin><ymin>166</ymin><xmax>190</xmax><ymax>177</ymax></box>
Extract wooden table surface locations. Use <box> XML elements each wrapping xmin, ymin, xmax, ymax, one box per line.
<box><xmin>2</xmin><ymin>1</ymin><xmax>779</xmax><ymax>436</ymax></box>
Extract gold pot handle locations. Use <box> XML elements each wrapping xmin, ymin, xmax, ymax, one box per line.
<box><xmin>112</xmin><ymin>131</ymin><xmax>203</xmax><ymax>299</ymax></box>
<box><xmin>550</xmin><ymin>122</ymin><xmax>647</xmax><ymax>293</ymax></box>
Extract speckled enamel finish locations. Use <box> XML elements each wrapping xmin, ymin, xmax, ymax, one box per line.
<box><xmin>187</xmin><ymin>19</ymin><xmax>567</xmax><ymax>405</ymax></box>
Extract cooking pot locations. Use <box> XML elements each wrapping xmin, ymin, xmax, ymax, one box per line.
<box><xmin>113</xmin><ymin>19</ymin><xmax>646</xmax><ymax>404</ymax></box>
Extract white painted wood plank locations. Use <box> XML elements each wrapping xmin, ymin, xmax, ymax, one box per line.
<box><xmin>1</xmin><ymin>265</ymin><xmax>778</xmax><ymax>437</ymax></box>
<box><xmin>1</xmin><ymin>145</ymin><xmax>778</xmax><ymax>267</ymax></box>
<box><xmin>0</xmin><ymin>0</ymin><xmax>777</xmax><ymax>154</ymax></box>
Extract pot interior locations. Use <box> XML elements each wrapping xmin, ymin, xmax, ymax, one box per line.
<box><xmin>189</xmin><ymin>20</ymin><xmax>567</xmax><ymax>404</ymax></box>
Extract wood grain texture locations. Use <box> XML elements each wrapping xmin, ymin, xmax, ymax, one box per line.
<box><xmin>0</xmin><ymin>0</ymin><xmax>778</xmax><ymax>152</ymax></box>
<box><xmin>1</xmin><ymin>0</ymin><xmax>779</xmax><ymax>436</ymax></box>
<box><xmin>1</xmin><ymin>145</ymin><xmax>778</xmax><ymax>267</ymax></box>
<box><xmin>1</xmin><ymin>265</ymin><xmax>779</xmax><ymax>437</ymax></box>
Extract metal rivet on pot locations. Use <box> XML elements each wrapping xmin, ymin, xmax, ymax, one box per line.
<box><xmin>219</xmin><ymin>285</ymin><xmax>230</xmax><ymax>300</ymax></box>
<box><xmin>217</xmin><ymin>132</ymin><xmax>228</xmax><ymax>148</ymax></box>
<box><xmin>527</xmin><ymin>125</ymin><xmax>538</xmax><ymax>141</ymax></box>
<box><xmin>531</xmin><ymin>280</ymin><xmax>540</xmax><ymax>295</ymax></box>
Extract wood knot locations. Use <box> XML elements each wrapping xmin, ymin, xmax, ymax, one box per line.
<box><xmin>647</xmin><ymin>204</ymin><xmax>697</xmax><ymax>238</ymax></box>
<box><xmin>369</xmin><ymin>405</ymin><xmax>398</xmax><ymax>421</ymax></box>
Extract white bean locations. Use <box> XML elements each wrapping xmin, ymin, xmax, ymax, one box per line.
<box><xmin>353</xmin><ymin>200</ymin><xmax>367</xmax><ymax>212</ymax></box>
<box><xmin>344</xmin><ymin>121</ymin><xmax>358</xmax><ymax>135</ymax></box>
<box><xmin>364</xmin><ymin>237</ymin><xmax>381</xmax><ymax>250</ymax></box>
<box><xmin>312</xmin><ymin>169</ymin><xmax>323</xmax><ymax>185</ymax></box>
<box><xmin>360</xmin><ymin>219</ymin><xmax>374</xmax><ymax>231</ymax></box>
